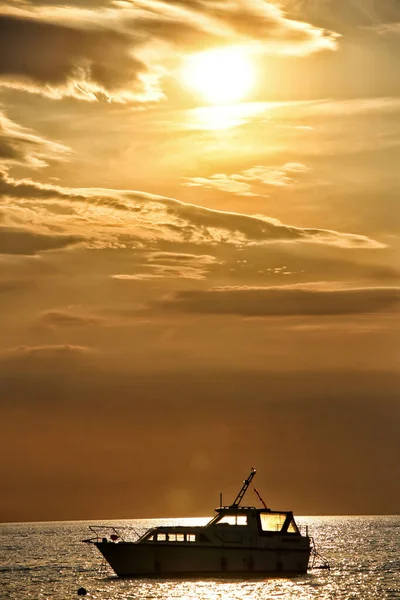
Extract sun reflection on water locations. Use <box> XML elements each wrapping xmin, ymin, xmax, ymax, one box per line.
<box><xmin>1</xmin><ymin>517</ymin><xmax>399</xmax><ymax>600</ymax></box>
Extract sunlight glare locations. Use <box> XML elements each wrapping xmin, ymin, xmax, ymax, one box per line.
<box><xmin>182</xmin><ymin>47</ymin><xmax>255</xmax><ymax>105</ymax></box>
<box><xmin>187</xmin><ymin>102</ymin><xmax>270</xmax><ymax>131</ymax></box>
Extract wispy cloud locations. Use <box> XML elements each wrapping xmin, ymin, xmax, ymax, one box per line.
<box><xmin>40</xmin><ymin>311</ymin><xmax>102</xmax><ymax>328</ymax></box>
<box><xmin>183</xmin><ymin>163</ymin><xmax>310</xmax><ymax>196</ymax></box>
<box><xmin>1</xmin><ymin>344</ymin><xmax>93</xmax><ymax>364</ymax></box>
<box><xmin>363</xmin><ymin>22</ymin><xmax>400</xmax><ymax>35</ymax></box>
<box><xmin>146</xmin><ymin>252</ymin><xmax>217</xmax><ymax>265</ymax></box>
<box><xmin>112</xmin><ymin>252</ymin><xmax>219</xmax><ymax>280</ymax></box>
<box><xmin>288</xmin><ymin>0</ymin><xmax>400</xmax><ymax>29</ymax></box>
<box><xmin>155</xmin><ymin>284</ymin><xmax>400</xmax><ymax>316</ymax></box>
<box><xmin>112</xmin><ymin>267</ymin><xmax>206</xmax><ymax>281</ymax></box>
<box><xmin>0</xmin><ymin>110</ymin><xmax>70</xmax><ymax>169</ymax></box>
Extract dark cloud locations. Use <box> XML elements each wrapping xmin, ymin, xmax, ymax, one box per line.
<box><xmin>0</xmin><ymin>13</ymin><xmax>149</xmax><ymax>102</ymax></box>
<box><xmin>0</xmin><ymin>358</ymin><xmax>399</xmax><ymax>519</ymax></box>
<box><xmin>40</xmin><ymin>310</ymin><xmax>102</xmax><ymax>328</ymax></box>
<box><xmin>0</xmin><ymin>278</ymin><xmax>33</xmax><ymax>293</ymax></box>
<box><xmin>0</xmin><ymin>342</ymin><xmax>91</xmax><ymax>368</ymax></box>
<box><xmin>0</xmin><ymin>226</ymin><xmax>83</xmax><ymax>255</ymax></box>
<box><xmin>156</xmin><ymin>285</ymin><xmax>400</xmax><ymax>316</ymax></box>
<box><xmin>0</xmin><ymin>344</ymin><xmax>93</xmax><ymax>377</ymax></box>
<box><xmin>0</xmin><ymin>171</ymin><xmax>68</xmax><ymax>199</ymax></box>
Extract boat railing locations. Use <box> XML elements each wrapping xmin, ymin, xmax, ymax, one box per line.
<box><xmin>82</xmin><ymin>525</ymin><xmax>144</xmax><ymax>544</ymax></box>
<box><xmin>217</xmin><ymin>505</ymin><xmax>258</xmax><ymax>511</ymax></box>
<box><xmin>309</xmin><ymin>536</ymin><xmax>331</xmax><ymax>571</ymax></box>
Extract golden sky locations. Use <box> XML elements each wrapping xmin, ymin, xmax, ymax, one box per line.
<box><xmin>0</xmin><ymin>0</ymin><xmax>399</xmax><ymax>521</ymax></box>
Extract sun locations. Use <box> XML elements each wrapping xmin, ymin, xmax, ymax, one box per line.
<box><xmin>182</xmin><ymin>47</ymin><xmax>255</xmax><ymax>105</ymax></box>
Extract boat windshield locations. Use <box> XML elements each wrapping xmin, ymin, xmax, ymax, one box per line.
<box><xmin>260</xmin><ymin>512</ymin><xmax>299</xmax><ymax>533</ymax></box>
<box><xmin>207</xmin><ymin>512</ymin><xmax>248</xmax><ymax>527</ymax></box>
<box><xmin>215</xmin><ymin>515</ymin><xmax>247</xmax><ymax>526</ymax></box>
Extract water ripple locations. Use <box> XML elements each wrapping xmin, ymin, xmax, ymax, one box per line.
<box><xmin>0</xmin><ymin>517</ymin><xmax>399</xmax><ymax>600</ymax></box>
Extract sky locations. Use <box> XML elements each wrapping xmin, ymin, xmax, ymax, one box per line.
<box><xmin>0</xmin><ymin>0</ymin><xmax>399</xmax><ymax>522</ymax></box>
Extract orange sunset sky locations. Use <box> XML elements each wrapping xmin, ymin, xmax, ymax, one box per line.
<box><xmin>0</xmin><ymin>0</ymin><xmax>399</xmax><ymax>522</ymax></box>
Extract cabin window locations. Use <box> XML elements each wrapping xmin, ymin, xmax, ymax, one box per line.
<box><xmin>167</xmin><ymin>533</ymin><xmax>185</xmax><ymax>542</ymax></box>
<box><xmin>187</xmin><ymin>534</ymin><xmax>196</xmax><ymax>542</ymax></box>
<box><xmin>157</xmin><ymin>533</ymin><xmax>166</xmax><ymax>541</ymax></box>
<box><xmin>216</xmin><ymin>515</ymin><xmax>248</xmax><ymax>526</ymax></box>
<box><xmin>260</xmin><ymin>513</ymin><xmax>286</xmax><ymax>532</ymax></box>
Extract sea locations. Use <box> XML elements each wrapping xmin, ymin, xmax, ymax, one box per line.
<box><xmin>0</xmin><ymin>516</ymin><xmax>399</xmax><ymax>600</ymax></box>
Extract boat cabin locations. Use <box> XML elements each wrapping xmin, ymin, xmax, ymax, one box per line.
<box><xmin>210</xmin><ymin>506</ymin><xmax>300</xmax><ymax>535</ymax></box>
<box><xmin>139</xmin><ymin>506</ymin><xmax>301</xmax><ymax>547</ymax></box>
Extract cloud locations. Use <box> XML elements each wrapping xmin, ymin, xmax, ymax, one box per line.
<box><xmin>0</xmin><ymin>226</ymin><xmax>83</xmax><ymax>255</ymax></box>
<box><xmin>0</xmin><ymin>0</ymin><xmax>339</xmax><ymax>102</ymax></box>
<box><xmin>144</xmin><ymin>195</ymin><xmax>385</xmax><ymax>248</ymax></box>
<box><xmin>146</xmin><ymin>252</ymin><xmax>217</xmax><ymax>265</ymax></box>
<box><xmin>111</xmin><ymin>265</ymin><xmax>203</xmax><ymax>281</ymax></box>
<box><xmin>0</xmin><ymin>113</ymin><xmax>384</xmax><ymax>253</ymax></box>
<box><xmin>155</xmin><ymin>285</ymin><xmax>400</xmax><ymax>316</ymax></box>
<box><xmin>112</xmin><ymin>251</ymin><xmax>220</xmax><ymax>280</ymax></box>
<box><xmin>133</xmin><ymin>0</ymin><xmax>339</xmax><ymax>53</ymax></box>
<box><xmin>7</xmin><ymin>343</ymin><xmax>91</xmax><ymax>356</ymax></box>
<box><xmin>0</xmin><ymin>341</ymin><xmax>398</xmax><ymax>520</ymax></box>
<box><xmin>364</xmin><ymin>22</ymin><xmax>400</xmax><ymax>35</ymax></box>
<box><xmin>183</xmin><ymin>163</ymin><xmax>310</xmax><ymax>196</ymax></box>
<box><xmin>183</xmin><ymin>175</ymin><xmax>256</xmax><ymax>196</ymax></box>
<box><xmin>40</xmin><ymin>311</ymin><xmax>102</xmax><ymax>328</ymax></box>
<box><xmin>112</xmin><ymin>266</ymin><xmax>207</xmax><ymax>281</ymax></box>
<box><xmin>0</xmin><ymin>170</ymin><xmax>78</xmax><ymax>200</ymax></box>
<box><xmin>305</xmin><ymin>97</ymin><xmax>400</xmax><ymax>117</ymax></box>
<box><xmin>1</xmin><ymin>344</ymin><xmax>92</xmax><ymax>366</ymax></box>
<box><xmin>0</xmin><ymin>278</ymin><xmax>34</xmax><ymax>293</ymax></box>
<box><xmin>288</xmin><ymin>0</ymin><xmax>400</xmax><ymax>29</ymax></box>
<box><xmin>0</xmin><ymin>170</ymin><xmax>385</xmax><ymax>250</ymax></box>
<box><xmin>0</xmin><ymin>12</ymin><xmax>158</xmax><ymax>103</ymax></box>
<box><xmin>0</xmin><ymin>110</ymin><xmax>70</xmax><ymax>169</ymax></box>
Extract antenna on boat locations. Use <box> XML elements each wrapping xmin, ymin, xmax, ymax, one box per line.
<box><xmin>231</xmin><ymin>467</ymin><xmax>256</xmax><ymax>507</ymax></box>
<box><xmin>252</xmin><ymin>484</ymin><xmax>268</xmax><ymax>509</ymax></box>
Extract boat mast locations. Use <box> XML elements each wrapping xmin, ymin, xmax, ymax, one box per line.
<box><xmin>231</xmin><ymin>467</ymin><xmax>256</xmax><ymax>507</ymax></box>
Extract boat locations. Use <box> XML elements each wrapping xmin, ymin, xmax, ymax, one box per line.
<box><xmin>83</xmin><ymin>468</ymin><xmax>314</xmax><ymax>577</ymax></box>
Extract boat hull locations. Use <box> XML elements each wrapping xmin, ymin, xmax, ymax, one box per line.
<box><xmin>95</xmin><ymin>542</ymin><xmax>310</xmax><ymax>577</ymax></box>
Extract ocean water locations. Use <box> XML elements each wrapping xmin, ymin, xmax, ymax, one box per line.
<box><xmin>0</xmin><ymin>516</ymin><xmax>399</xmax><ymax>600</ymax></box>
